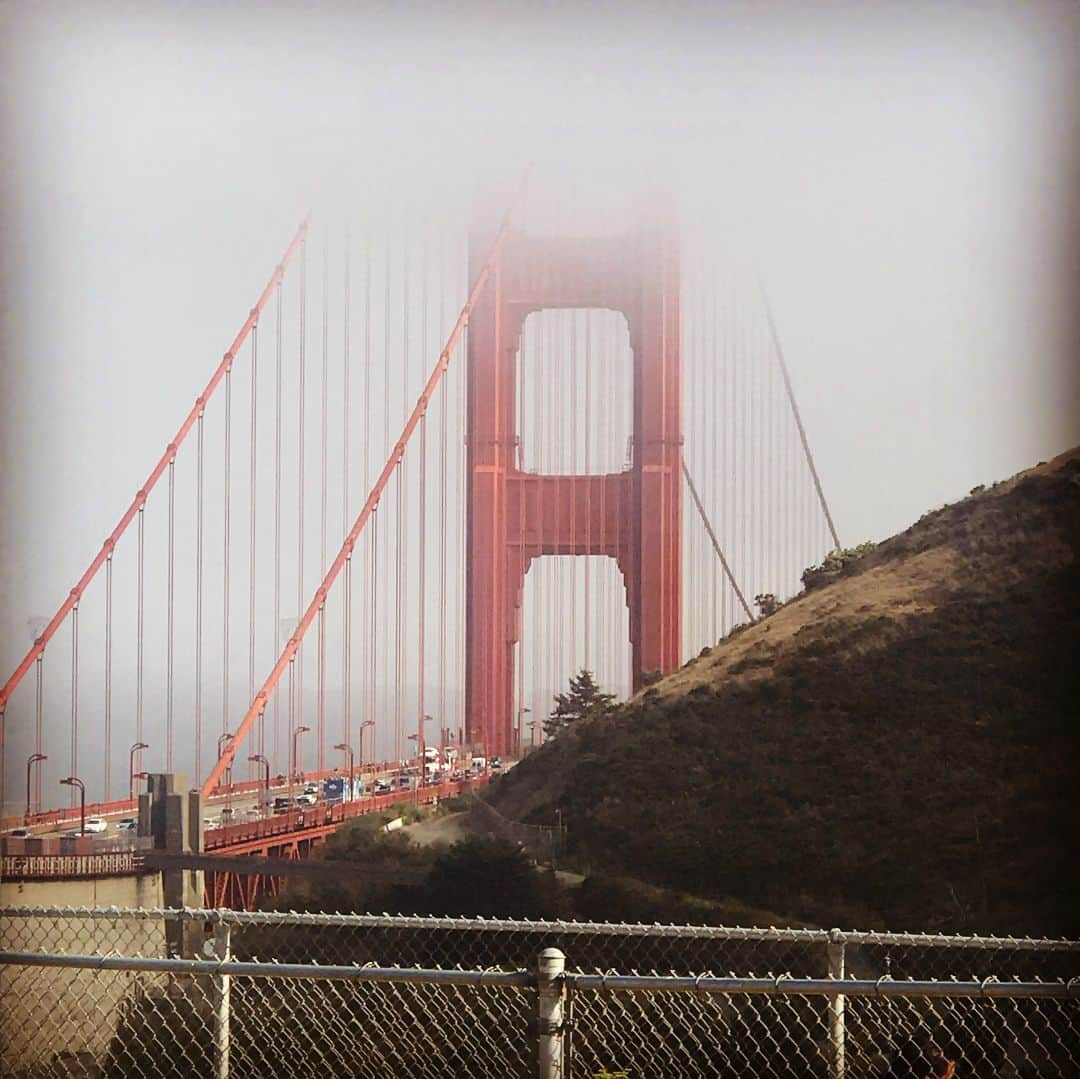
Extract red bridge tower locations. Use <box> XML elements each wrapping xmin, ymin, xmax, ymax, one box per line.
<box><xmin>465</xmin><ymin>208</ymin><xmax>682</xmax><ymax>757</ymax></box>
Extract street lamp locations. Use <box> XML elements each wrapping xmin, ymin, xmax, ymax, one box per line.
<box><xmin>60</xmin><ymin>776</ymin><xmax>86</xmax><ymax>836</ymax></box>
<box><xmin>25</xmin><ymin>753</ymin><xmax>47</xmax><ymax>823</ymax></box>
<box><xmin>516</xmin><ymin>707</ymin><xmax>531</xmax><ymax>759</ymax></box>
<box><xmin>290</xmin><ymin>725</ymin><xmax>310</xmax><ymax>803</ymax></box>
<box><xmin>358</xmin><ymin>719</ymin><xmax>375</xmax><ymax>788</ymax></box>
<box><xmin>129</xmin><ymin>742</ymin><xmax>150</xmax><ymax>801</ymax></box>
<box><xmin>217</xmin><ymin>731</ymin><xmax>235</xmax><ymax>811</ymax></box>
<box><xmin>248</xmin><ymin>754</ymin><xmax>270</xmax><ymax>812</ymax></box>
<box><xmin>411</xmin><ymin>713</ymin><xmax>433</xmax><ymax>796</ymax></box>
<box><xmin>527</xmin><ymin>719</ymin><xmax>541</xmax><ymax>750</ymax></box>
<box><xmin>334</xmin><ymin>742</ymin><xmax>355</xmax><ymax>801</ymax></box>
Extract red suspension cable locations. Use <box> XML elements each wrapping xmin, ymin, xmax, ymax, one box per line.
<box><xmin>201</xmin><ymin>195</ymin><xmax>520</xmax><ymax>794</ymax></box>
<box><xmin>0</xmin><ymin>219</ymin><xmax>308</xmax><ymax>715</ymax></box>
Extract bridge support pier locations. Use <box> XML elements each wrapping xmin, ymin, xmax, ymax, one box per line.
<box><xmin>141</xmin><ymin>773</ymin><xmax>205</xmax><ymax>954</ymax></box>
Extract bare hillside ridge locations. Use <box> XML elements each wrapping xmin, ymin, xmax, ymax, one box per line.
<box><xmin>489</xmin><ymin>447</ymin><xmax>1080</xmax><ymax>933</ymax></box>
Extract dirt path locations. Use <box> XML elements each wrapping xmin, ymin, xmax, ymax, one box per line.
<box><xmin>402</xmin><ymin>811</ymin><xmax>474</xmax><ymax>847</ymax></box>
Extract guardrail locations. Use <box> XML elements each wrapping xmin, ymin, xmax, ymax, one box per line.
<box><xmin>2</xmin><ymin>756</ymin><xmax>472</xmax><ymax>833</ymax></box>
<box><xmin>2</xmin><ymin>776</ymin><xmax>488</xmax><ymax>877</ymax></box>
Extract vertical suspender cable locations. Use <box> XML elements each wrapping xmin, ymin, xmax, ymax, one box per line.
<box><xmin>34</xmin><ymin>656</ymin><xmax>44</xmax><ymax>812</ymax></box>
<box><xmin>515</xmin><ymin>283</ymin><xmax>526</xmax><ymax>756</ymax></box>
<box><xmin>166</xmin><ymin>457</ymin><xmax>175</xmax><ymax>769</ymax></box>
<box><xmin>610</xmin><ymin>313</ymin><xmax>621</xmax><ymax>693</ymax></box>
<box><xmin>418</xmin><ymin>413</ymin><xmax>427</xmax><ymax>765</ymax></box>
<box><xmin>457</xmin><ymin>231</ymin><xmax>467</xmax><ymax>746</ymax></box>
<box><xmin>552</xmin><ymin>313</ymin><xmax>562</xmax><ymax>701</ymax></box>
<box><xmin>583</xmin><ymin>310</ymin><xmax>591</xmax><ymax>672</ymax></box>
<box><xmin>249</xmin><ymin>320</ymin><xmax>259</xmax><ymax>761</ymax></box>
<box><xmin>321</xmin><ymin>227</ymin><xmax>330</xmax><ymax>579</ymax></box>
<box><xmin>344</xmin><ymin>553</ymin><xmax>352</xmax><ymax>760</ymax></box>
<box><xmin>596</xmin><ymin>313</ymin><xmax>607</xmax><ymax>691</ymax></box>
<box><xmin>536</xmin><ymin>314</ymin><xmax>547</xmax><ymax>719</ymax></box>
<box><xmin>195</xmin><ymin>410</ymin><xmax>205</xmax><ymax>785</ymax></box>
<box><xmin>709</xmin><ymin>265</ymin><xmax>720</xmax><ymax>642</ymax></box>
<box><xmin>570</xmin><ymin>310</ymin><xmax>578</xmax><ymax>671</ymax></box>
<box><xmin>274</xmin><ymin>281</ymin><xmax>283</xmax><ymax>773</ymax></box>
<box><xmin>418</xmin><ymin>234</ymin><xmax>429</xmax><ymax>756</ymax></box>
<box><xmin>69</xmin><ymin>605</ymin><xmax>79</xmax><ymax>806</ymax></box>
<box><xmin>397</xmin><ymin>238</ymin><xmax>410</xmax><ymax>763</ymax></box>
<box><xmin>223</xmin><ymin>366</ymin><xmax>232</xmax><ymax>745</ymax></box>
<box><xmin>318</xmin><ymin>227</ymin><xmax>329</xmax><ymax>774</ymax></box>
<box><xmin>317</xmin><ymin>600</ymin><xmax>326</xmax><ymax>775</ymax></box>
<box><xmin>370</xmin><ymin>509</ymin><xmax>379</xmax><ymax>763</ymax></box>
<box><xmin>382</xmin><ymin>239</ymin><xmax>391</xmax><ymax>750</ymax></box>
<box><xmin>343</xmin><ymin>228</ymin><xmax>352</xmax><ymax>752</ymax></box>
<box><xmin>738</xmin><ymin>295</ymin><xmax>748</xmax><ymax>620</ymax></box>
<box><xmin>362</xmin><ymin>232</ymin><xmax>372</xmax><ymax>746</ymax></box>
<box><xmin>438</xmin><ymin>229</ymin><xmax>448</xmax><ymax>751</ymax></box>
<box><xmin>296</xmin><ymin>238</ymin><xmax>307</xmax><ymax>752</ymax></box>
<box><xmin>136</xmin><ymin>502</ymin><xmax>146</xmax><ymax>781</ymax></box>
<box><xmin>103</xmin><ymin>554</ymin><xmax>112</xmax><ymax>801</ymax></box>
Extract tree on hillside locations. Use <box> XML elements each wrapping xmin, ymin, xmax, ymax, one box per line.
<box><xmin>544</xmin><ymin>668</ymin><xmax>617</xmax><ymax>738</ymax></box>
<box><xmin>754</xmin><ymin>593</ymin><xmax>780</xmax><ymax>618</ymax></box>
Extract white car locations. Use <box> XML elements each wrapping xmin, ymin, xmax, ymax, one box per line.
<box><xmin>116</xmin><ymin>818</ymin><xmax>138</xmax><ymax>831</ymax></box>
<box><xmin>84</xmin><ymin>817</ymin><xmax>108</xmax><ymax>834</ymax></box>
<box><xmin>295</xmin><ymin>794</ymin><xmax>317</xmax><ymax>806</ymax></box>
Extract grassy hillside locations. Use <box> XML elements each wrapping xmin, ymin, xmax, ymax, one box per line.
<box><xmin>490</xmin><ymin>448</ymin><xmax>1080</xmax><ymax>934</ymax></box>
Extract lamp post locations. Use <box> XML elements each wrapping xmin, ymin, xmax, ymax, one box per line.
<box><xmin>411</xmin><ymin>713</ymin><xmax>433</xmax><ymax>798</ymax></box>
<box><xmin>516</xmin><ymin>707</ymin><xmax>531</xmax><ymax>759</ymax></box>
<box><xmin>358</xmin><ymin>719</ymin><xmax>375</xmax><ymax>791</ymax></box>
<box><xmin>60</xmin><ymin>776</ymin><xmax>85</xmax><ymax>836</ymax></box>
<box><xmin>129</xmin><ymin>742</ymin><xmax>150</xmax><ymax>801</ymax></box>
<box><xmin>248</xmin><ymin>754</ymin><xmax>270</xmax><ymax>813</ymax></box>
<box><xmin>290</xmin><ymin>725</ymin><xmax>310</xmax><ymax>804</ymax></box>
<box><xmin>25</xmin><ymin>753</ymin><xmax>47</xmax><ymax>823</ymax></box>
<box><xmin>334</xmin><ymin>742</ymin><xmax>355</xmax><ymax>802</ymax></box>
<box><xmin>527</xmin><ymin>719</ymin><xmax>541</xmax><ymax>750</ymax></box>
<box><xmin>217</xmin><ymin>731</ymin><xmax>235</xmax><ymax>814</ymax></box>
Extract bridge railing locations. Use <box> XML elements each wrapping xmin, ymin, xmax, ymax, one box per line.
<box><xmin>0</xmin><ymin>850</ymin><xmax>148</xmax><ymax>880</ymax></box>
<box><xmin>1</xmin><ymin>909</ymin><xmax>1077</xmax><ymax>1078</ymax></box>
<box><xmin>204</xmin><ymin>776</ymin><xmax>482</xmax><ymax>851</ymax></box>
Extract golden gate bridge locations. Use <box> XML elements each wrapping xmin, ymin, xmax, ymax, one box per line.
<box><xmin>1</xmin><ymin>182</ymin><xmax>839</xmax><ymax>900</ymax></box>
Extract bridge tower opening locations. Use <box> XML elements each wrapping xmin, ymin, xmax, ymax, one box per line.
<box><xmin>465</xmin><ymin>206</ymin><xmax>682</xmax><ymax>757</ymax></box>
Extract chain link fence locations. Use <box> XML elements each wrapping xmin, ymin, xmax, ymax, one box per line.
<box><xmin>2</xmin><ymin>906</ymin><xmax>1078</xmax><ymax>1077</ymax></box>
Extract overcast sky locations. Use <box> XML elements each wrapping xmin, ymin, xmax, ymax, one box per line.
<box><xmin>1</xmin><ymin>1</ymin><xmax>1078</xmax><ymax>797</ymax></box>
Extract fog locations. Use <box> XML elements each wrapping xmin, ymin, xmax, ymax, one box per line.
<box><xmin>1</xmin><ymin>2</ymin><xmax>1078</xmax><ymax>805</ymax></box>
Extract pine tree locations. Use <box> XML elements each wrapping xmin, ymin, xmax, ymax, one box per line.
<box><xmin>544</xmin><ymin>669</ymin><xmax>617</xmax><ymax>738</ymax></box>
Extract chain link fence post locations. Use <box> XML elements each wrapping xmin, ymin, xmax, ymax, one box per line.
<box><xmin>827</xmin><ymin>928</ymin><xmax>846</xmax><ymax>1079</ymax></box>
<box><xmin>537</xmin><ymin>946</ymin><xmax>566</xmax><ymax>1079</ymax></box>
<box><xmin>210</xmin><ymin>920</ymin><xmax>232</xmax><ymax>1079</ymax></box>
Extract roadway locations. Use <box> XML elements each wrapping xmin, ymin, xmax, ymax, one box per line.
<box><xmin>8</xmin><ymin>760</ymin><xmax>500</xmax><ymax>843</ymax></box>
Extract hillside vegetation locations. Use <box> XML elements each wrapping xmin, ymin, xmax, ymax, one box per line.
<box><xmin>490</xmin><ymin>448</ymin><xmax>1080</xmax><ymax>934</ymax></box>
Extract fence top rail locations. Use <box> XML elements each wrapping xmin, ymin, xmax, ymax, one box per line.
<box><xmin>562</xmin><ymin>971</ymin><xmax>1080</xmax><ymax>1000</ymax></box>
<box><xmin>2</xmin><ymin>905</ymin><xmax>1077</xmax><ymax>952</ymax></box>
<box><xmin>0</xmin><ymin>949</ymin><xmax>532</xmax><ymax>987</ymax></box>
<box><xmin>1</xmin><ymin>948</ymin><xmax>1076</xmax><ymax>1000</ymax></box>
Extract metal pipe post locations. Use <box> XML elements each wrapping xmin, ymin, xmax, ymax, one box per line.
<box><xmin>537</xmin><ymin>947</ymin><xmax>566</xmax><ymax>1079</ymax></box>
<box><xmin>210</xmin><ymin>921</ymin><xmax>232</xmax><ymax>1079</ymax></box>
<box><xmin>827</xmin><ymin>928</ymin><xmax>846</xmax><ymax>1079</ymax></box>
